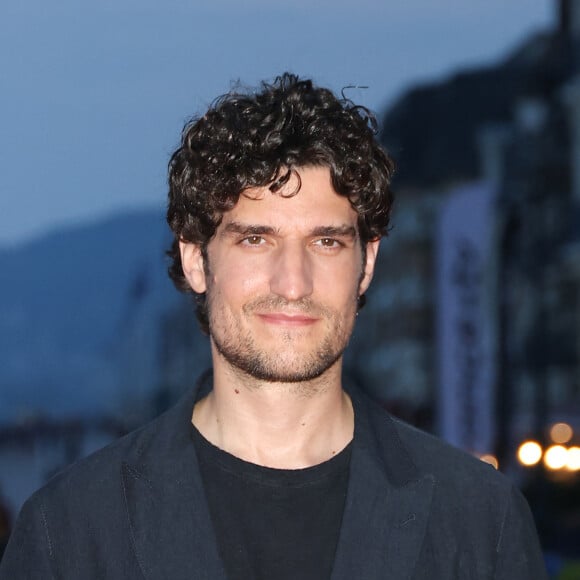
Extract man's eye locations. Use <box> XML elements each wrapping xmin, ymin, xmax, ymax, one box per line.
<box><xmin>316</xmin><ymin>238</ymin><xmax>340</xmax><ymax>248</ymax></box>
<box><xmin>241</xmin><ymin>235</ymin><xmax>265</xmax><ymax>246</ymax></box>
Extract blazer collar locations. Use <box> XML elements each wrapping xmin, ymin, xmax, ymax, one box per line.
<box><xmin>123</xmin><ymin>373</ymin><xmax>434</xmax><ymax>580</ymax></box>
<box><xmin>122</xmin><ymin>371</ymin><xmax>228</xmax><ymax>580</ymax></box>
<box><xmin>330</xmin><ymin>386</ymin><xmax>435</xmax><ymax>580</ymax></box>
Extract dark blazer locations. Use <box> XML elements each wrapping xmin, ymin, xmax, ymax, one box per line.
<box><xmin>1</xmin><ymin>375</ymin><xmax>547</xmax><ymax>579</ymax></box>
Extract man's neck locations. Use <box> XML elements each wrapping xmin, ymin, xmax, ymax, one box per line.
<box><xmin>192</xmin><ymin>361</ymin><xmax>354</xmax><ymax>470</ymax></box>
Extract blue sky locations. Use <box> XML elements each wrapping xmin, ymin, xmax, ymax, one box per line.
<box><xmin>1</xmin><ymin>0</ymin><xmax>552</xmax><ymax>246</ymax></box>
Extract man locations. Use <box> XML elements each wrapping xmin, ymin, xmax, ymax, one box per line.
<box><xmin>1</xmin><ymin>74</ymin><xmax>546</xmax><ymax>579</ymax></box>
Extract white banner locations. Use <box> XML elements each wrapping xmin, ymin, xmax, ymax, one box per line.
<box><xmin>436</xmin><ymin>182</ymin><xmax>496</xmax><ymax>455</ymax></box>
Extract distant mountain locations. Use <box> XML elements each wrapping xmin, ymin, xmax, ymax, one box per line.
<box><xmin>0</xmin><ymin>210</ymin><xmax>210</xmax><ymax>423</ymax></box>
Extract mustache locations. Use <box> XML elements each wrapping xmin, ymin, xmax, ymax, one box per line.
<box><xmin>242</xmin><ymin>296</ymin><xmax>331</xmax><ymax>318</ymax></box>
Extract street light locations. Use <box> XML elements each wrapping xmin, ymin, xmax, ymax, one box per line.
<box><xmin>517</xmin><ymin>441</ymin><xmax>542</xmax><ymax>466</ymax></box>
<box><xmin>549</xmin><ymin>422</ymin><xmax>573</xmax><ymax>444</ymax></box>
<box><xmin>544</xmin><ymin>445</ymin><xmax>569</xmax><ymax>470</ymax></box>
<box><xmin>565</xmin><ymin>446</ymin><xmax>580</xmax><ymax>471</ymax></box>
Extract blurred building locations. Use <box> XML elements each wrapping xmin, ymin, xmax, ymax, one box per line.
<box><xmin>345</xmin><ymin>0</ymin><xmax>580</xmax><ymax>469</ymax></box>
<box><xmin>114</xmin><ymin>268</ymin><xmax>210</xmax><ymax>427</ymax></box>
<box><xmin>346</xmin><ymin>4</ymin><xmax>580</xmax><ymax>558</ymax></box>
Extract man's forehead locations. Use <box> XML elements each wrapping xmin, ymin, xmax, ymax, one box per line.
<box><xmin>231</xmin><ymin>166</ymin><xmax>353</xmax><ymax>210</ymax></box>
<box><xmin>241</xmin><ymin>164</ymin><xmax>330</xmax><ymax>199</ymax></box>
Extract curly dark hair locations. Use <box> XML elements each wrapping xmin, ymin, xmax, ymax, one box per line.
<box><xmin>167</xmin><ymin>73</ymin><xmax>395</xmax><ymax>333</ymax></box>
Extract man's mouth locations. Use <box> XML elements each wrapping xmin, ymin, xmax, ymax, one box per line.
<box><xmin>256</xmin><ymin>312</ymin><xmax>319</xmax><ymax>327</ymax></box>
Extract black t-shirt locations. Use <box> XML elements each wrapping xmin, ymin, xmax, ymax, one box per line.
<box><xmin>192</xmin><ymin>425</ymin><xmax>351</xmax><ymax>580</ymax></box>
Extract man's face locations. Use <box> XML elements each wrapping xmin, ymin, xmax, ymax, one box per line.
<box><xmin>180</xmin><ymin>166</ymin><xmax>379</xmax><ymax>384</ymax></box>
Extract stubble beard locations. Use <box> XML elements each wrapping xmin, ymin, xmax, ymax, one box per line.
<box><xmin>208</xmin><ymin>295</ymin><xmax>357</xmax><ymax>385</ymax></box>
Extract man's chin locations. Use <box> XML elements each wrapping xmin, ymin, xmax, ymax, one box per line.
<box><xmin>210</xmin><ymin>325</ymin><xmax>348</xmax><ymax>384</ymax></box>
<box><xmin>220</xmin><ymin>350</ymin><xmax>344</xmax><ymax>384</ymax></box>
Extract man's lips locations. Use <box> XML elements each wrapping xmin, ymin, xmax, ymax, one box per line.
<box><xmin>256</xmin><ymin>312</ymin><xmax>319</xmax><ymax>326</ymax></box>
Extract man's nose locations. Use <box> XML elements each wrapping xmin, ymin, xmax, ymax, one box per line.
<box><xmin>269</xmin><ymin>242</ymin><xmax>314</xmax><ymax>302</ymax></box>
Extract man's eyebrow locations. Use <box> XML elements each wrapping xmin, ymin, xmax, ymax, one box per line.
<box><xmin>220</xmin><ymin>222</ymin><xmax>357</xmax><ymax>239</ymax></box>
<box><xmin>221</xmin><ymin>222</ymin><xmax>278</xmax><ymax>236</ymax></box>
<box><xmin>310</xmin><ymin>225</ymin><xmax>357</xmax><ymax>239</ymax></box>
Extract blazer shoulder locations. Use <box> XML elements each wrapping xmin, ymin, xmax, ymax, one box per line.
<box><xmin>33</xmin><ymin>394</ymin><xmax>190</xmax><ymax>504</ymax></box>
<box><xmin>390</xmin><ymin>415</ymin><xmax>515</xmax><ymax>496</ymax></box>
<box><xmin>353</xmin><ymin>387</ymin><xmax>510</xmax><ymax>493</ymax></box>
<box><xmin>29</xmin><ymin>426</ymin><xmax>142</xmax><ymax>511</ymax></box>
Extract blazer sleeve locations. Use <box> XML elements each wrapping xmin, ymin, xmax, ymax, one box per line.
<box><xmin>0</xmin><ymin>495</ymin><xmax>55</xmax><ymax>580</ymax></box>
<box><xmin>494</xmin><ymin>485</ymin><xmax>548</xmax><ymax>580</ymax></box>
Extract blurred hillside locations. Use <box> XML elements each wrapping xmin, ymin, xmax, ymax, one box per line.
<box><xmin>0</xmin><ymin>210</ymin><xmax>209</xmax><ymax>424</ymax></box>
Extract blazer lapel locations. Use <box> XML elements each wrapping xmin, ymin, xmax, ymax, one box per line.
<box><xmin>331</xmin><ymin>390</ymin><xmax>435</xmax><ymax>580</ymax></box>
<box><xmin>122</xmin><ymin>377</ymin><xmax>228</xmax><ymax>580</ymax></box>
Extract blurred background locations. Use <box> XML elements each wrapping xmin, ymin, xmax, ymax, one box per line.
<box><xmin>1</xmin><ymin>0</ymin><xmax>579</xmax><ymax>575</ymax></box>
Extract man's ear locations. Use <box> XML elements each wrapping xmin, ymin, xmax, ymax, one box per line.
<box><xmin>359</xmin><ymin>239</ymin><xmax>380</xmax><ymax>296</ymax></box>
<box><xmin>179</xmin><ymin>241</ymin><xmax>207</xmax><ymax>293</ymax></box>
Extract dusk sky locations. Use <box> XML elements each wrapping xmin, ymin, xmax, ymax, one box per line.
<box><xmin>1</xmin><ymin>0</ymin><xmax>553</xmax><ymax>246</ymax></box>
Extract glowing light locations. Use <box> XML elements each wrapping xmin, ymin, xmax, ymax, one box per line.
<box><xmin>550</xmin><ymin>422</ymin><xmax>573</xmax><ymax>444</ymax></box>
<box><xmin>544</xmin><ymin>445</ymin><xmax>568</xmax><ymax>470</ymax></box>
<box><xmin>517</xmin><ymin>441</ymin><xmax>542</xmax><ymax>466</ymax></box>
<box><xmin>479</xmin><ymin>454</ymin><xmax>498</xmax><ymax>469</ymax></box>
<box><xmin>566</xmin><ymin>447</ymin><xmax>580</xmax><ymax>471</ymax></box>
